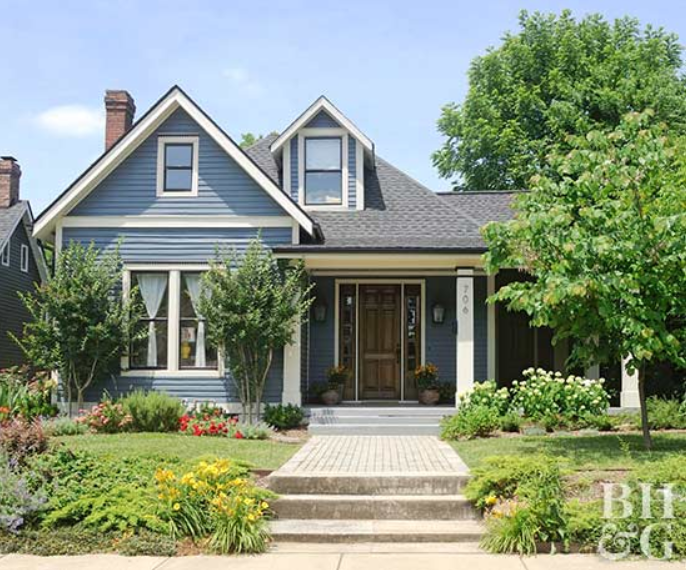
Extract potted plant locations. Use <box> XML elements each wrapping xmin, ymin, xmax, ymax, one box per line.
<box><xmin>415</xmin><ymin>363</ymin><xmax>440</xmax><ymax>405</ymax></box>
<box><xmin>319</xmin><ymin>365</ymin><xmax>350</xmax><ymax>406</ymax></box>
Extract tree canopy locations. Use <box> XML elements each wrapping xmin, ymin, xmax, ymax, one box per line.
<box><xmin>483</xmin><ymin>110</ymin><xmax>686</xmax><ymax>448</ymax></box>
<box><xmin>433</xmin><ymin>10</ymin><xmax>686</xmax><ymax>190</ymax></box>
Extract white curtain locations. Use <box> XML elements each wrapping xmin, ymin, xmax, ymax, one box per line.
<box><xmin>184</xmin><ymin>273</ymin><xmax>207</xmax><ymax>368</ymax></box>
<box><xmin>137</xmin><ymin>274</ymin><xmax>168</xmax><ymax>368</ymax></box>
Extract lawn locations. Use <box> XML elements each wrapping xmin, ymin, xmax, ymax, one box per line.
<box><xmin>451</xmin><ymin>431</ymin><xmax>686</xmax><ymax>471</ymax></box>
<box><xmin>56</xmin><ymin>433</ymin><xmax>302</xmax><ymax>470</ymax></box>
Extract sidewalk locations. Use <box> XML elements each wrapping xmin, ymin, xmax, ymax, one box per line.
<box><xmin>0</xmin><ymin>549</ymin><xmax>678</xmax><ymax>570</ymax></box>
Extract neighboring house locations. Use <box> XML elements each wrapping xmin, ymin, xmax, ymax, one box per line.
<box><xmin>0</xmin><ymin>157</ymin><xmax>48</xmax><ymax>369</ymax></box>
<box><xmin>33</xmin><ymin>86</ymin><xmax>640</xmax><ymax>408</ymax></box>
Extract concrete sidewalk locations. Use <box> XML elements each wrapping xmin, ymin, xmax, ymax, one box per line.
<box><xmin>0</xmin><ymin>548</ymin><xmax>678</xmax><ymax>569</ymax></box>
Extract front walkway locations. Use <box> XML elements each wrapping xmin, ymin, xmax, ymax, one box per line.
<box><xmin>277</xmin><ymin>435</ymin><xmax>469</xmax><ymax>475</ymax></box>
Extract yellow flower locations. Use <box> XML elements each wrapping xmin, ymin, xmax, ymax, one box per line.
<box><xmin>260</xmin><ymin>501</ymin><xmax>269</xmax><ymax>509</ymax></box>
<box><xmin>485</xmin><ymin>495</ymin><xmax>497</xmax><ymax>506</ymax></box>
<box><xmin>247</xmin><ymin>514</ymin><xmax>256</xmax><ymax>522</ymax></box>
<box><xmin>243</xmin><ymin>497</ymin><xmax>255</xmax><ymax>506</ymax></box>
<box><xmin>173</xmin><ymin>503</ymin><xmax>181</xmax><ymax>511</ymax></box>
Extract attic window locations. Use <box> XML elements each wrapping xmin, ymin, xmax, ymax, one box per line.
<box><xmin>304</xmin><ymin>137</ymin><xmax>342</xmax><ymax>205</ymax></box>
<box><xmin>20</xmin><ymin>244</ymin><xmax>29</xmax><ymax>273</ymax></box>
<box><xmin>157</xmin><ymin>136</ymin><xmax>199</xmax><ymax>197</ymax></box>
<box><xmin>1</xmin><ymin>241</ymin><xmax>8</xmax><ymax>266</ymax></box>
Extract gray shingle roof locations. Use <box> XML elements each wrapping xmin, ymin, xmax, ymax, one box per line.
<box><xmin>436</xmin><ymin>191</ymin><xmax>517</xmax><ymax>227</ymax></box>
<box><xmin>0</xmin><ymin>201</ymin><xmax>29</xmax><ymax>251</ymax></box>
<box><xmin>244</xmin><ymin>137</ymin><xmax>515</xmax><ymax>252</ymax></box>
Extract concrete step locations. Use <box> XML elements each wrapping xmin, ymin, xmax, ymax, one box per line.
<box><xmin>266</xmin><ymin>473</ymin><xmax>470</xmax><ymax>495</ymax></box>
<box><xmin>308</xmin><ymin>424</ymin><xmax>441</xmax><ymax>435</ymax></box>
<box><xmin>307</xmin><ymin>406</ymin><xmax>452</xmax><ymax>418</ymax></box>
<box><xmin>273</xmin><ymin>494</ymin><xmax>478</xmax><ymax>520</ymax></box>
<box><xmin>309</xmin><ymin>415</ymin><xmax>442</xmax><ymax>425</ymax></box>
<box><xmin>269</xmin><ymin>519</ymin><xmax>485</xmax><ymax>543</ymax></box>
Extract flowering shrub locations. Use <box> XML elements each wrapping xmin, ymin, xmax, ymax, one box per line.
<box><xmin>179</xmin><ymin>412</ymin><xmax>240</xmax><ymax>437</ymax></box>
<box><xmin>0</xmin><ymin>418</ymin><xmax>50</xmax><ymax>467</ymax></box>
<box><xmin>77</xmin><ymin>401</ymin><xmax>132</xmax><ymax>433</ymax></box>
<box><xmin>511</xmin><ymin>368</ymin><xmax>609</xmax><ymax>424</ymax></box>
<box><xmin>414</xmin><ymin>363</ymin><xmax>439</xmax><ymax>390</ymax></box>
<box><xmin>441</xmin><ymin>381</ymin><xmax>510</xmax><ymax>439</ymax></box>
<box><xmin>0</xmin><ymin>367</ymin><xmax>58</xmax><ymax>420</ymax></box>
<box><xmin>155</xmin><ymin>459</ymin><xmax>272</xmax><ymax>553</ymax></box>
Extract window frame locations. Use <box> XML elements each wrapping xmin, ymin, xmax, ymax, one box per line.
<box><xmin>20</xmin><ymin>244</ymin><xmax>29</xmax><ymax>273</ymax></box>
<box><xmin>179</xmin><ymin>271</ymin><xmax>218</xmax><ymax>371</ymax></box>
<box><xmin>129</xmin><ymin>271</ymin><xmax>170</xmax><ymax>371</ymax></box>
<box><xmin>304</xmin><ymin>136</ymin><xmax>343</xmax><ymax>206</ymax></box>
<box><xmin>0</xmin><ymin>240</ymin><xmax>9</xmax><ymax>267</ymax></box>
<box><xmin>156</xmin><ymin>136</ymin><xmax>199</xmax><ymax>197</ymax></box>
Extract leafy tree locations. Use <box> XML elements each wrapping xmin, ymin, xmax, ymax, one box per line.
<box><xmin>433</xmin><ymin>10</ymin><xmax>686</xmax><ymax>190</ymax></box>
<box><xmin>483</xmin><ymin>110</ymin><xmax>686</xmax><ymax>449</ymax></box>
<box><xmin>199</xmin><ymin>239</ymin><xmax>312</xmax><ymax>423</ymax></box>
<box><xmin>13</xmin><ymin>242</ymin><xmax>144</xmax><ymax>414</ymax></box>
<box><xmin>239</xmin><ymin>133</ymin><xmax>262</xmax><ymax>148</ymax></box>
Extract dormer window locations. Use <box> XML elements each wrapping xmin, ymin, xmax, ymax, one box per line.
<box><xmin>156</xmin><ymin>136</ymin><xmax>199</xmax><ymax>197</ymax></box>
<box><xmin>305</xmin><ymin>137</ymin><xmax>342</xmax><ymax>205</ymax></box>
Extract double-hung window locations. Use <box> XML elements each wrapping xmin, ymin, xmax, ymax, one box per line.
<box><xmin>130</xmin><ymin>272</ymin><xmax>169</xmax><ymax>369</ymax></box>
<box><xmin>156</xmin><ymin>136</ymin><xmax>199</xmax><ymax>196</ymax></box>
<box><xmin>304</xmin><ymin>137</ymin><xmax>342</xmax><ymax>205</ymax></box>
<box><xmin>180</xmin><ymin>272</ymin><xmax>217</xmax><ymax>369</ymax></box>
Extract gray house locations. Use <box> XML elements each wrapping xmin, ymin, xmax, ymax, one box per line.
<box><xmin>33</xmin><ymin>86</ymin><xmax>640</xmax><ymax>408</ymax></box>
<box><xmin>0</xmin><ymin>157</ymin><xmax>48</xmax><ymax>369</ymax></box>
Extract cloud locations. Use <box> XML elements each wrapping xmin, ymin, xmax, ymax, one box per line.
<box><xmin>222</xmin><ymin>66</ymin><xmax>263</xmax><ymax>94</ymax></box>
<box><xmin>34</xmin><ymin>105</ymin><xmax>104</xmax><ymax>137</ymax></box>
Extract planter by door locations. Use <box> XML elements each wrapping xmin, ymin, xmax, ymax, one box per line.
<box><xmin>418</xmin><ymin>389</ymin><xmax>440</xmax><ymax>406</ymax></box>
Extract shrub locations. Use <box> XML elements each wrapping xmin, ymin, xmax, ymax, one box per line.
<box><xmin>566</xmin><ymin>499</ymin><xmax>604</xmax><ymax>549</ymax></box>
<box><xmin>440</xmin><ymin>381</ymin><xmax>509</xmax><ymax>440</ymax></box>
<box><xmin>263</xmin><ymin>403</ymin><xmax>304</xmax><ymax>430</ymax></box>
<box><xmin>499</xmin><ymin>411</ymin><xmax>522</xmax><ymax>433</ymax></box>
<box><xmin>180</xmin><ymin>413</ymin><xmax>240</xmax><ymax>437</ymax></box>
<box><xmin>42</xmin><ymin>416</ymin><xmax>88</xmax><ymax>437</ymax></box>
<box><xmin>511</xmin><ymin>369</ymin><xmax>609</xmax><ymax>424</ymax></box>
<box><xmin>0</xmin><ymin>367</ymin><xmax>57</xmax><ymax>420</ymax></box>
<box><xmin>119</xmin><ymin>390</ymin><xmax>184</xmax><ymax>432</ymax></box>
<box><xmin>235</xmin><ymin>422</ymin><xmax>273</xmax><ymax>440</ymax></box>
<box><xmin>0</xmin><ymin>418</ymin><xmax>49</xmax><ymax>467</ymax></box>
<box><xmin>77</xmin><ymin>400</ymin><xmax>132</xmax><ymax>433</ymax></box>
<box><xmin>156</xmin><ymin>459</ymin><xmax>273</xmax><ymax>553</ymax></box>
<box><xmin>0</xmin><ymin>453</ymin><xmax>47</xmax><ymax>533</ymax></box>
<box><xmin>645</xmin><ymin>396</ymin><xmax>686</xmax><ymax>430</ymax></box>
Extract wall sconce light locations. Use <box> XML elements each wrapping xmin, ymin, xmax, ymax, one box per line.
<box><xmin>432</xmin><ymin>303</ymin><xmax>446</xmax><ymax>324</ymax></box>
<box><xmin>314</xmin><ymin>302</ymin><xmax>327</xmax><ymax>323</ymax></box>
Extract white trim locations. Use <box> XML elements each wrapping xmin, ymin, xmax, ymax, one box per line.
<box><xmin>126</xmin><ymin>263</ymin><xmax>210</xmax><ymax>271</ymax></box>
<box><xmin>121</xmin><ymin>369</ymin><xmax>223</xmax><ymax>379</ymax></box>
<box><xmin>620</xmin><ymin>356</ymin><xmax>640</xmax><ymax>409</ymax></box>
<box><xmin>34</xmin><ymin>87</ymin><xmax>315</xmax><ymax>241</ymax></box>
<box><xmin>156</xmin><ymin>136</ymin><xmax>199</xmax><ymax>197</ymax></box>
<box><xmin>282</xmin><ymin>310</ymin><xmax>302</xmax><ymax>406</ymax></box>
<box><xmin>20</xmin><ymin>244</ymin><xmax>29</xmax><ymax>273</ymax></box>
<box><xmin>283</xmin><ymin>138</ymin><xmax>292</xmax><ymax>199</ymax></box>
<box><xmin>291</xmin><ymin>221</ymin><xmax>300</xmax><ymax>245</ymax></box>
<box><xmin>121</xmin><ymin>270</ymin><xmax>132</xmax><ymax>370</ymax></box>
<box><xmin>456</xmin><ymin>269</ymin><xmax>475</xmax><ymax>403</ymax></box>
<box><xmin>487</xmin><ymin>274</ymin><xmax>496</xmax><ymax>380</ymax></box>
<box><xmin>0</xmin><ymin>239</ymin><xmax>8</xmax><ymax>266</ymax></box>
<box><xmin>55</xmin><ymin>221</ymin><xmax>63</xmax><ymax>258</ymax></box>
<box><xmin>61</xmin><ymin>215</ymin><xmax>294</xmax><ymax>229</ymax></box>
<box><xmin>286</xmin><ymin>252</ymin><xmax>486</xmax><ymax>271</ymax></box>
<box><xmin>270</xmin><ymin>96</ymin><xmax>374</xmax><ymax>155</ymax></box>
<box><xmin>355</xmin><ymin>139</ymin><xmax>364</xmax><ymax>210</ymax></box>
<box><xmin>167</xmin><ymin>270</ymin><xmax>181</xmax><ymax>373</ymax></box>
<box><xmin>312</xmin><ymin>270</ymin><xmax>461</xmax><ymax>277</ymax></box>
<box><xmin>298</xmin><ymin>129</ymin><xmax>350</xmax><ymax>210</ymax></box>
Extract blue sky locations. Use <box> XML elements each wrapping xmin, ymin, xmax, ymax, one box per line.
<box><xmin>2</xmin><ymin>0</ymin><xmax>686</xmax><ymax>213</ymax></box>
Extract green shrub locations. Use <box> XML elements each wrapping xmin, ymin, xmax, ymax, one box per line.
<box><xmin>0</xmin><ymin>367</ymin><xmax>57</xmax><ymax>421</ymax></box>
<box><xmin>646</xmin><ymin>397</ymin><xmax>686</xmax><ymax>430</ymax></box>
<box><xmin>42</xmin><ymin>416</ymin><xmax>88</xmax><ymax>437</ymax></box>
<box><xmin>0</xmin><ymin>418</ymin><xmax>49</xmax><ymax>467</ymax></box>
<box><xmin>499</xmin><ymin>411</ymin><xmax>522</xmax><ymax>433</ymax></box>
<box><xmin>78</xmin><ymin>401</ymin><xmax>132</xmax><ymax>433</ymax></box>
<box><xmin>119</xmin><ymin>390</ymin><xmax>185</xmax><ymax>432</ymax></box>
<box><xmin>441</xmin><ymin>406</ymin><xmax>499</xmax><ymax>440</ymax></box>
<box><xmin>566</xmin><ymin>499</ymin><xmax>604</xmax><ymax>549</ymax></box>
<box><xmin>263</xmin><ymin>403</ymin><xmax>304</xmax><ymax>430</ymax></box>
<box><xmin>235</xmin><ymin>422</ymin><xmax>273</xmax><ymax>440</ymax></box>
<box><xmin>464</xmin><ymin>380</ymin><xmax>511</xmax><ymax>415</ymax></box>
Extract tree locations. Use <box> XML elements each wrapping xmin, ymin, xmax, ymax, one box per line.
<box><xmin>13</xmin><ymin>242</ymin><xmax>144</xmax><ymax>414</ymax></box>
<box><xmin>483</xmin><ymin>110</ymin><xmax>686</xmax><ymax>449</ymax></box>
<box><xmin>199</xmin><ymin>239</ymin><xmax>312</xmax><ymax>423</ymax></box>
<box><xmin>239</xmin><ymin>133</ymin><xmax>262</xmax><ymax>148</ymax></box>
<box><xmin>433</xmin><ymin>10</ymin><xmax>686</xmax><ymax>190</ymax></box>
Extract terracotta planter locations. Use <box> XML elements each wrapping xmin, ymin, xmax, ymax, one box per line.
<box><xmin>418</xmin><ymin>388</ymin><xmax>440</xmax><ymax>406</ymax></box>
<box><xmin>321</xmin><ymin>389</ymin><xmax>341</xmax><ymax>406</ymax></box>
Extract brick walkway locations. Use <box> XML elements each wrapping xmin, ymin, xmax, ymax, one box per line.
<box><xmin>276</xmin><ymin>435</ymin><xmax>469</xmax><ymax>475</ymax></box>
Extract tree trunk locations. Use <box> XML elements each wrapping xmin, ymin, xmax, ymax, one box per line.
<box><xmin>638</xmin><ymin>364</ymin><xmax>652</xmax><ymax>450</ymax></box>
<box><xmin>255</xmin><ymin>349</ymin><xmax>273</xmax><ymax>424</ymax></box>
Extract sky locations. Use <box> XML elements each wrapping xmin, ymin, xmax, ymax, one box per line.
<box><xmin>2</xmin><ymin>0</ymin><xmax>686</xmax><ymax>213</ymax></box>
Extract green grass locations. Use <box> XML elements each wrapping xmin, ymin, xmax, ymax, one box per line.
<box><xmin>450</xmin><ymin>432</ymin><xmax>686</xmax><ymax>471</ymax></box>
<box><xmin>56</xmin><ymin>433</ymin><xmax>301</xmax><ymax>470</ymax></box>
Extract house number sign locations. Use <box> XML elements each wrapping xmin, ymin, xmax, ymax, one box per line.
<box><xmin>461</xmin><ymin>285</ymin><xmax>470</xmax><ymax>314</ymax></box>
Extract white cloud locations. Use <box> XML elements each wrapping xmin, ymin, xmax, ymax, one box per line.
<box><xmin>34</xmin><ymin>105</ymin><xmax>104</xmax><ymax>137</ymax></box>
<box><xmin>222</xmin><ymin>66</ymin><xmax>263</xmax><ymax>94</ymax></box>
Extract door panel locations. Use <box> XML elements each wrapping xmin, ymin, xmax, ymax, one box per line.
<box><xmin>360</xmin><ymin>285</ymin><xmax>400</xmax><ymax>399</ymax></box>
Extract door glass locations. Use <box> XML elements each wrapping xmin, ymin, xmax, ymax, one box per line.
<box><xmin>404</xmin><ymin>284</ymin><xmax>421</xmax><ymax>400</ymax></box>
<box><xmin>339</xmin><ymin>284</ymin><xmax>356</xmax><ymax>400</ymax></box>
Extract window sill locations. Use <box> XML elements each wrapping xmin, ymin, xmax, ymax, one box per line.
<box><xmin>121</xmin><ymin>369</ymin><xmax>223</xmax><ymax>379</ymax></box>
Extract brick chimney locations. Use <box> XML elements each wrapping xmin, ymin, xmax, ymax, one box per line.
<box><xmin>0</xmin><ymin>156</ymin><xmax>21</xmax><ymax>209</ymax></box>
<box><xmin>104</xmin><ymin>90</ymin><xmax>136</xmax><ymax>150</ymax></box>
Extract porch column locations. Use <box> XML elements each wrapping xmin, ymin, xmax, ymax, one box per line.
<box><xmin>620</xmin><ymin>356</ymin><xmax>640</xmax><ymax>409</ymax></box>
<box><xmin>456</xmin><ymin>268</ymin><xmax>475</xmax><ymax>404</ymax></box>
<box><xmin>282</xmin><ymin>316</ymin><xmax>302</xmax><ymax>406</ymax></box>
<box><xmin>586</xmin><ymin>364</ymin><xmax>600</xmax><ymax>380</ymax></box>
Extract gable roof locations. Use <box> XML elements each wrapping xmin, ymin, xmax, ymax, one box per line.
<box><xmin>34</xmin><ymin>85</ymin><xmax>319</xmax><ymax>241</ymax></box>
<box><xmin>1</xmin><ymin>201</ymin><xmax>48</xmax><ymax>281</ymax></box>
<box><xmin>245</xmin><ymin>137</ymin><xmax>489</xmax><ymax>252</ymax></box>
<box><xmin>269</xmin><ymin>96</ymin><xmax>374</xmax><ymax>156</ymax></box>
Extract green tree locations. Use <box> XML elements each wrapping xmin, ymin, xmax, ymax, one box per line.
<box><xmin>199</xmin><ymin>239</ymin><xmax>312</xmax><ymax>423</ymax></box>
<box><xmin>483</xmin><ymin>110</ymin><xmax>686</xmax><ymax>449</ymax></box>
<box><xmin>13</xmin><ymin>242</ymin><xmax>144</xmax><ymax>414</ymax></box>
<box><xmin>433</xmin><ymin>10</ymin><xmax>686</xmax><ymax>190</ymax></box>
<box><xmin>239</xmin><ymin>133</ymin><xmax>262</xmax><ymax>148</ymax></box>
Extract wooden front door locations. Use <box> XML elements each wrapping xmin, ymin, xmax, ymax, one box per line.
<box><xmin>359</xmin><ymin>285</ymin><xmax>401</xmax><ymax>399</ymax></box>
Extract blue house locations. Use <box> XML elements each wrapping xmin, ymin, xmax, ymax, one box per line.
<box><xmin>33</xmin><ymin>86</ymin><xmax>640</xmax><ymax>409</ymax></box>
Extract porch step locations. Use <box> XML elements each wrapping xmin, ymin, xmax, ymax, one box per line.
<box><xmin>308</xmin><ymin>423</ymin><xmax>441</xmax><ymax>435</ymax></box>
<box><xmin>309</xmin><ymin>415</ymin><xmax>445</xmax><ymax>425</ymax></box>
<box><xmin>307</xmin><ymin>406</ymin><xmax>452</xmax><ymax>417</ymax></box>
<box><xmin>272</xmin><ymin>494</ymin><xmax>477</xmax><ymax>520</ymax></box>
<box><xmin>266</xmin><ymin>473</ymin><xmax>470</xmax><ymax>495</ymax></box>
<box><xmin>269</xmin><ymin>519</ymin><xmax>485</xmax><ymax>543</ymax></box>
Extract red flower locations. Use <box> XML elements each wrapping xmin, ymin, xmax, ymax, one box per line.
<box><xmin>234</xmin><ymin>431</ymin><xmax>244</xmax><ymax>439</ymax></box>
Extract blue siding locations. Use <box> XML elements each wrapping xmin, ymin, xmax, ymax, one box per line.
<box><xmin>305</xmin><ymin>110</ymin><xmax>340</xmax><ymax>128</ymax></box>
<box><xmin>62</xmin><ymin>227</ymin><xmax>291</xmax><ymax>264</ymax></box>
<box><xmin>425</xmin><ymin>277</ymin><xmax>456</xmax><ymax>384</ymax></box>
<box><xmin>71</xmin><ymin>109</ymin><xmax>285</xmax><ymax>217</ymax></box>
<box><xmin>348</xmin><ymin>136</ymin><xmax>357</xmax><ymax>209</ymax></box>
<box><xmin>290</xmin><ymin>137</ymin><xmax>299</xmax><ymax>200</ymax></box>
<box><xmin>307</xmin><ymin>277</ymin><xmax>335</xmax><ymax>400</ymax></box>
<box><xmin>474</xmin><ymin>276</ymin><xmax>488</xmax><ymax>382</ymax></box>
